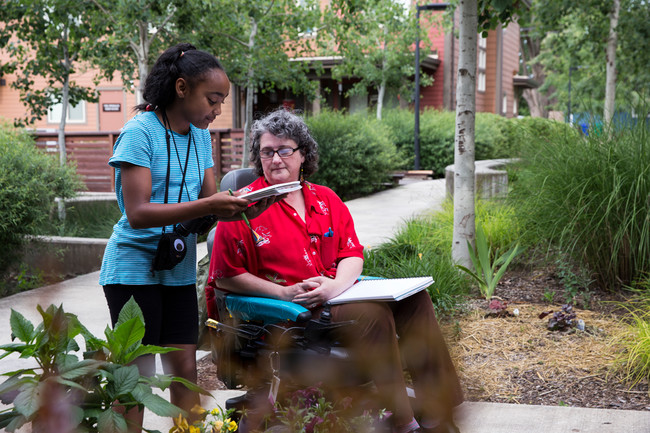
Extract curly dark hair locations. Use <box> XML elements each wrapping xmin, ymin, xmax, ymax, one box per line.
<box><xmin>134</xmin><ymin>43</ymin><xmax>225</xmax><ymax>112</ymax></box>
<box><xmin>249</xmin><ymin>109</ymin><xmax>319</xmax><ymax>179</ymax></box>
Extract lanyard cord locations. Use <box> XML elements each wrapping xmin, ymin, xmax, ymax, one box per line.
<box><xmin>161</xmin><ymin>111</ymin><xmax>194</xmax><ymax>232</ymax></box>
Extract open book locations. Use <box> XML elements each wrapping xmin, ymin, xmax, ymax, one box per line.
<box><xmin>327</xmin><ymin>276</ymin><xmax>434</xmax><ymax>305</ymax></box>
<box><xmin>239</xmin><ymin>181</ymin><xmax>302</xmax><ymax>202</ymax></box>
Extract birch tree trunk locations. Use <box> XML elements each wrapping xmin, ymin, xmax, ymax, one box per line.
<box><xmin>451</xmin><ymin>0</ymin><xmax>478</xmax><ymax>268</ymax></box>
<box><xmin>377</xmin><ymin>80</ymin><xmax>386</xmax><ymax>120</ymax></box>
<box><xmin>57</xmin><ymin>35</ymin><xmax>71</xmax><ymax>220</ymax></box>
<box><xmin>604</xmin><ymin>0</ymin><xmax>619</xmax><ymax>127</ymax></box>
<box><xmin>242</xmin><ymin>17</ymin><xmax>258</xmax><ymax>169</ymax></box>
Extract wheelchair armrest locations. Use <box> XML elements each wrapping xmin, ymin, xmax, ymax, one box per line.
<box><xmin>225</xmin><ymin>294</ymin><xmax>312</xmax><ymax>324</ymax></box>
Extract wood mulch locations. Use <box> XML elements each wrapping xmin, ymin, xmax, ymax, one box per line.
<box><xmin>197</xmin><ymin>267</ymin><xmax>650</xmax><ymax>412</ymax></box>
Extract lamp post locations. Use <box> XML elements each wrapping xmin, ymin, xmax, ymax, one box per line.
<box><xmin>414</xmin><ymin>3</ymin><xmax>449</xmax><ymax>170</ymax></box>
<box><xmin>567</xmin><ymin>65</ymin><xmax>582</xmax><ymax>125</ymax></box>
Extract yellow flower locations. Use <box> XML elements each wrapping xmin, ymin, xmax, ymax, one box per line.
<box><xmin>189</xmin><ymin>427</ymin><xmax>201</xmax><ymax>433</ymax></box>
<box><xmin>192</xmin><ymin>405</ymin><xmax>207</xmax><ymax>415</ymax></box>
<box><xmin>213</xmin><ymin>420</ymin><xmax>224</xmax><ymax>431</ymax></box>
<box><xmin>170</xmin><ymin>414</ymin><xmax>190</xmax><ymax>433</ymax></box>
<box><xmin>418</xmin><ymin>253</ymin><xmax>423</xmax><ymax>260</ymax></box>
<box><xmin>210</xmin><ymin>407</ymin><xmax>221</xmax><ymax>416</ymax></box>
<box><xmin>227</xmin><ymin>419</ymin><xmax>238</xmax><ymax>432</ymax></box>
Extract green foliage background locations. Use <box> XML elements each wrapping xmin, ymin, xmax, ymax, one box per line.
<box><xmin>509</xmin><ymin>117</ymin><xmax>650</xmax><ymax>289</ymax></box>
<box><xmin>0</xmin><ymin>121</ymin><xmax>82</xmax><ymax>272</ymax></box>
<box><xmin>306</xmin><ymin>110</ymin><xmax>401</xmax><ymax>200</ymax></box>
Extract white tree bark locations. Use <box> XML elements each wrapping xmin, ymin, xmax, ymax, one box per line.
<box><xmin>241</xmin><ymin>17</ymin><xmax>258</xmax><ymax>169</ymax></box>
<box><xmin>604</xmin><ymin>0</ymin><xmax>619</xmax><ymax>126</ymax></box>
<box><xmin>451</xmin><ymin>0</ymin><xmax>478</xmax><ymax>268</ymax></box>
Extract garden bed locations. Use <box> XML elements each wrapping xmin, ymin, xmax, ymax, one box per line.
<box><xmin>197</xmin><ymin>268</ymin><xmax>650</xmax><ymax>412</ymax></box>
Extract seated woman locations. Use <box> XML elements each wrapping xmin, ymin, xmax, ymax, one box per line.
<box><xmin>207</xmin><ymin>109</ymin><xmax>463</xmax><ymax>433</ymax></box>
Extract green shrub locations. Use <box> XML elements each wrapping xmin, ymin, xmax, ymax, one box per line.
<box><xmin>495</xmin><ymin>117</ymin><xmax>573</xmax><ymax>159</ymax></box>
<box><xmin>0</xmin><ymin>121</ymin><xmax>82</xmax><ymax>272</ymax></box>
<box><xmin>362</xmin><ymin>198</ymin><xmax>523</xmax><ymax>313</ymax></box>
<box><xmin>35</xmin><ymin>199</ymin><xmax>121</xmax><ymax>238</ymax></box>
<box><xmin>509</xmin><ymin>118</ymin><xmax>650</xmax><ymax>289</ymax></box>
<box><xmin>306</xmin><ymin>110</ymin><xmax>400</xmax><ymax>200</ymax></box>
<box><xmin>382</xmin><ymin>109</ymin><xmax>525</xmax><ymax>176</ymax></box>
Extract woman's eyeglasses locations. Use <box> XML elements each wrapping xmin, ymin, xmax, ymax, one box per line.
<box><xmin>259</xmin><ymin>146</ymin><xmax>302</xmax><ymax>159</ymax></box>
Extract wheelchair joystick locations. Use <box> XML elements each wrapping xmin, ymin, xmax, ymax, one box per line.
<box><xmin>320</xmin><ymin>302</ymin><xmax>333</xmax><ymax>323</ymax></box>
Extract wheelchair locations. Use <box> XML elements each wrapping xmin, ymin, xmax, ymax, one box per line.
<box><xmin>204</xmin><ymin>168</ymin><xmax>412</xmax><ymax>432</ymax></box>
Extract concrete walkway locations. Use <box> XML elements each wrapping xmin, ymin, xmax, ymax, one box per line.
<box><xmin>1</xmin><ymin>178</ymin><xmax>649</xmax><ymax>432</ymax></box>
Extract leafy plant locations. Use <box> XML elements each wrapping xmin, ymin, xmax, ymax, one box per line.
<box><xmin>263</xmin><ymin>385</ymin><xmax>389</xmax><ymax>433</ymax></box>
<box><xmin>456</xmin><ymin>223</ymin><xmax>522</xmax><ymax>301</ymax></box>
<box><xmin>539</xmin><ymin>304</ymin><xmax>578</xmax><ymax>332</ymax></box>
<box><xmin>541</xmin><ymin>288</ymin><xmax>555</xmax><ymax>304</ymax></box>
<box><xmin>555</xmin><ymin>258</ymin><xmax>593</xmax><ymax>308</ymax></box>
<box><xmin>0</xmin><ymin>121</ymin><xmax>83</xmax><ymax>273</ymax></box>
<box><xmin>0</xmin><ymin>298</ymin><xmax>204</xmax><ymax>432</ymax></box>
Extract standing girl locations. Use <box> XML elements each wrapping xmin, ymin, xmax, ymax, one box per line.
<box><xmin>99</xmin><ymin>43</ymin><xmax>275</xmax><ymax>431</ymax></box>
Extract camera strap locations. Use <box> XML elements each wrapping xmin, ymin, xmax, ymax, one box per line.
<box><xmin>161</xmin><ymin>111</ymin><xmax>193</xmax><ymax>233</ymax></box>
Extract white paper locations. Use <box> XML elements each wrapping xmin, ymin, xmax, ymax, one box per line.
<box><xmin>328</xmin><ymin>276</ymin><xmax>434</xmax><ymax>305</ymax></box>
<box><xmin>239</xmin><ymin>181</ymin><xmax>302</xmax><ymax>202</ymax></box>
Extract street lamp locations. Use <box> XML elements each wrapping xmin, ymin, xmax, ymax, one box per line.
<box><xmin>414</xmin><ymin>3</ymin><xmax>449</xmax><ymax>170</ymax></box>
<box><xmin>567</xmin><ymin>65</ymin><xmax>583</xmax><ymax>125</ymax></box>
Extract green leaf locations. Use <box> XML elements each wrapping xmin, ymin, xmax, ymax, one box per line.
<box><xmin>169</xmin><ymin>376</ymin><xmax>211</xmax><ymax>395</ymax></box>
<box><xmin>59</xmin><ymin>359</ymin><xmax>104</xmax><ymax>380</ymax></box>
<box><xmin>115</xmin><ymin>297</ymin><xmax>145</xmax><ymax>329</ymax></box>
<box><xmin>14</xmin><ymin>381</ymin><xmax>40</xmax><ymax>418</ymax></box>
<box><xmin>139</xmin><ymin>392</ymin><xmax>184</xmax><ymax>417</ymax></box>
<box><xmin>9</xmin><ymin>310</ymin><xmax>34</xmax><ymax>343</ymax></box>
<box><xmin>121</xmin><ymin>344</ymin><xmax>178</xmax><ymax>365</ymax></box>
<box><xmin>97</xmin><ymin>408</ymin><xmax>128</xmax><ymax>433</ymax></box>
<box><xmin>0</xmin><ymin>374</ymin><xmax>27</xmax><ymax>397</ymax></box>
<box><xmin>112</xmin><ymin>317</ymin><xmax>145</xmax><ymax>358</ymax></box>
<box><xmin>107</xmin><ymin>365</ymin><xmax>140</xmax><ymax>398</ymax></box>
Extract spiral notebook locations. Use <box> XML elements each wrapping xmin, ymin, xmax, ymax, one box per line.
<box><xmin>327</xmin><ymin>276</ymin><xmax>434</xmax><ymax>305</ymax></box>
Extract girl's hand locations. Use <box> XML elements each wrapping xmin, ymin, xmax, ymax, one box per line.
<box><xmin>207</xmin><ymin>191</ymin><xmax>250</xmax><ymax>219</ymax></box>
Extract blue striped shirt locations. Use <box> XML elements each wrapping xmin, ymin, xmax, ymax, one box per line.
<box><xmin>99</xmin><ymin>111</ymin><xmax>214</xmax><ymax>286</ymax></box>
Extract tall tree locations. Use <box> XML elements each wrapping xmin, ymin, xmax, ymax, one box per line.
<box><xmin>86</xmin><ymin>0</ymin><xmax>181</xmax><ymax>105</ymax></box>
<box><xmin>193</xmin><ymin>0</ymin><xmax>321</xmax><ymax>167</ymax></box>
<box><xmin>525</xmin><ymin>0</ymin><xmax>649</xmax><ymax>122</ymax></box>
<box><xmin>0</xmin><ymin>0</ymin><xmax>101</xmax><ymax>167</ymax></box>
<box><xmin>325</xmin><ymin>0</ymin><xmax>432</xmax><ymax>120</ymax></box>
<box><xmin>451</xmin><ymin>0</ymin><xmax>478</xmax><ymax>268</ymax></box>
<box><xmin>451</xmin><ymin>0</ymin><xmax>521</xmax><ymax>267</ymax></box>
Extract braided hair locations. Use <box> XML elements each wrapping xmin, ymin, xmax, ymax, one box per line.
<box><xmin>135</xmin><ymin>43</ymin><xmax>225</xmax><ymax>112</ymax></box>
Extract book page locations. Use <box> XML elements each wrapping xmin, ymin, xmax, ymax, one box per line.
<box><xmin>328</xmin><ymin>276</ymin><xmax>433</xmax><ymax>305</ymax></box>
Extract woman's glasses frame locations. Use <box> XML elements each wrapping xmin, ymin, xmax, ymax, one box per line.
<box><xmin>259</xmin><ymin>146</ymin><xmax>302</xmax><ymax>159</ymax></box>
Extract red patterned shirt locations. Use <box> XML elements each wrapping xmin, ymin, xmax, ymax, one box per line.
<box><xmin>207</xmin><ymin>178</ymin><xmax>364</xmax><ymax>316</ymax></box>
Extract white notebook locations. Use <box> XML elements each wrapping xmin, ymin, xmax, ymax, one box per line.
<box><xmin>328</xmin><ymin>276</ymin><xmax>434</xmax><ymax>305</ymax></box>
<box><xmin>239</xmin><ymin>181</ymin><xmax>302</xmax><ymax>202</ymax></box>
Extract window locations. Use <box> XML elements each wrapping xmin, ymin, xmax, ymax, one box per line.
<box><xmin>48</xmin><ymin>100</ymin><xmax>86</xmax><ymax>124</ymax></box>
<box><xmin>513</xmin><ymin>97</ymin><xmax>518</xmax><ymax>116</ymax></box>
<box><xmin>477</xmin><ymin>35</ymin><xmax>487</xmax><ymax>92</ymax></box>
<box><xmin>502</xmin><ymin>93</ymin><xmax>507</xmax><ymax>115</ymax></box>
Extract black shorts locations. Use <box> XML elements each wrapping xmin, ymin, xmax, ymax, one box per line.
<box><xmin>103</xmin><ymin>284</ymin><xmax>198</xmax><ymax>346</ymax></box>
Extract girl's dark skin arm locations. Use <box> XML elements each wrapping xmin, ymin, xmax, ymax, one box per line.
<box><xmin>121</xmin><ymin>163</ymin><xmax>280</xmax><ymax>229</ymax></box>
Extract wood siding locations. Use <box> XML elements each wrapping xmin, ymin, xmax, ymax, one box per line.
<box><xmin>33</xmin><ymin>129</ymin><xmax>245</xmax><ymax>192</ymax></box>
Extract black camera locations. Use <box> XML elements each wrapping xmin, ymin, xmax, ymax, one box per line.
<box><xmin>175</xmin><ymin>215</ymin><xmax>218</xmax><ymax>237</ymax></box>
<box><xmin>150</xmin><ymin>215</ymin><xmax>218</xmax><ymax>274</ymax></box>
<box><xmin>150</xmin><ymin>231</ymin><xmax>187</xmax><ymax>273</ymax></box>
